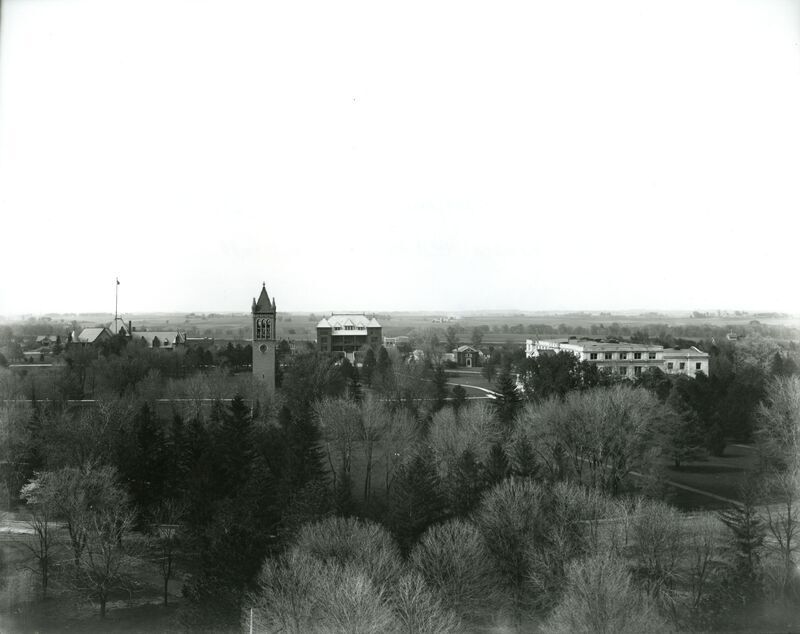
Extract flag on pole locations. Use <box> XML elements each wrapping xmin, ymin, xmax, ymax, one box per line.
<box><xmin>117</xmin><ymin>278</ymin><xmax>120</xmax><ymax>285</ymax></box>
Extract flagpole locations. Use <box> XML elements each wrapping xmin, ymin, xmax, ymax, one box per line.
<box><xmin>115</xmin><ymin>277</ymin><xmax>119</xmax><ymax>334</ymax></box>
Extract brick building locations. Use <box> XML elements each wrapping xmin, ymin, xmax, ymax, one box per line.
<box><xmin>316</xmin><ymin>314</ymin><xmax>382</xmax><ymax>358</ymax></box>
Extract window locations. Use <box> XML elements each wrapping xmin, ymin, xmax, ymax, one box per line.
<box><xmin>696</xmin><ymin>362</ymin><xmax>702</xmax><ymax>370</ymax></box>
<box><xmin>667</xmin><ymin>362</ymin><xmax>674</xmax><ymax>370</ymax></box>
<box><xmin>604</xmin><ymin>352</ymin><xmax>613</xmax><ymax>360</ymax></box>
<box><xmin>648</xmin><ymin>352</ymin><xmax>656</xmax><ymax>359</ymax></box>
<box><xmin>619</xmin><ymin>367</ymin><xmax>627</xmax><ymax>375</ymax></box>
<box><xmin>265</xmin><ymin>319</ymin><xmax>271</xmax><ymax>339</ymax></box>
<box><xmin>619</xmin><ymin>352</ymin><xmax>627</xmax><ymax>360</ymax></box>
<box><xmin>256</xmin><ymin>318</ymin><xmax>266</xmax><ymax>339</ymax></box>
<box><xmin>590</xmin><ymin>353</ymin><xmax>598</xmax><ymax>360</ymax></box>
<box><xmin>634</xmin><ymin>366</ymin><xmax>642</xmax><ymax>376</ymax></box>
<box><xmin>634</xmin><ymin>352</ymin><xmax>642</xmax><ymax>360</ymax></box>
<box><xmin>679</xmin><ymin>362</ymin><xmax>686</xmax><ymax>370</ymax></box>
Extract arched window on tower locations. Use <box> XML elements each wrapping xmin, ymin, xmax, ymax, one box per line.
<box><xmin>256</xmin><ymin>318</ymin><xmax>266</xmax><ymax>339</ymax></box>
<box><xmin>265</xmin><ymin>319</ymin><xmax>271</xmax><ymax>339</ymax></box>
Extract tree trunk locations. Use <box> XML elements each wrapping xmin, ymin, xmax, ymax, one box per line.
<box><xmin>100</xmin><ymin>596</ymin><xmax>107</xmax><ymax>618</ymax></box>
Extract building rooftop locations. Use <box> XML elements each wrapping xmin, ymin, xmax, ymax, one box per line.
<box><xmin>317</xmin><ymin>314</ymin><xmax>381</xmax><ymax>329</ymax></box>
<box><xmin>76</xmin><ymin>327</ymin><xmax>111</xmax><ymax>343</ymax></box>
<box><xmin>663</xmin><ymin>346</ymin><xmax>709</xmax><ymax>357</ymax></box>
<box><xmin>131</xmin><ymin>331</ymin><xmax>186</xmax><ymax>346</ymax></box>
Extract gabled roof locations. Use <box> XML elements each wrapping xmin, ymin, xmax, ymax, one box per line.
<box><xmin>77</xmin><ymin>327</ymin><xmax>111</xmax><ymax>343</ymax></box>
<box><xmin>319</xmin><ymin>314</ymin><xmax>381</xmax><ymax>329</ymax></box>
<box><xmin>455</xmin><ymin>345</ymin><xmax>479</xmax><ymax>353</ymax></box>
<box><xmin>253</xmin><ymin>283</ymin><xmax>274</xmax><ymax>312</ymax></box>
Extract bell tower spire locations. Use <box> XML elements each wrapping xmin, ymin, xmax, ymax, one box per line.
<box><xmin>252</xmin><ymin>282</ymin><xmax>276</xmax><ymax>395</ymax></box>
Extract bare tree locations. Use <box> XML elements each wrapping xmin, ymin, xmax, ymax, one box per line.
<box><xmin>19</xmin><ymin>476</ymin><xmax>60</xmax><ymax>596</ymax></box>
<box><xmin>314</xmin><ymin>397</ymin><xmax>361</xmax><ymax>495</ymax></box>
<box><xmin>755</xmin><ymin>376</ymin><xmax>800</xmax><ymax>600</ymax></box>
<box><xmin>379</xmin><ymin>407</ymin><xmax>417</xmax><ymax>496</ymax></box>
<box><xmin>516</xmin><ymin>386</ymin><xmax>666</xmax><ymax>493</ymax></box>
<box><xmin>360</xmin><ymin>397</ymin><xmax>386</xmax><ymax>503</ymax></box>
<box><xmin>76</xmin><ymin>501</ymin><xmax>137</xmax><ymax>618</ymax></box>
<box><xmin>148</xmin><ymin>498</ymin><xmax>186</xmax><ymax>606</ymax></box>
<box><xmin>541</xmin><ymin>552</ymin><xmax>672</xmax><ymax>634</ymax></box>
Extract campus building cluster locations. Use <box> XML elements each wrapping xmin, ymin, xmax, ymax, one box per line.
<box><xmin>525</xmin><ymin>339</ymin><xmax>710</xmax><ymax>377</ymax></box>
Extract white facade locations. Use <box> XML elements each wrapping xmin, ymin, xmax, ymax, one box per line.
<box><xmin>662</xmin><ymin>347</ymin><xmax>710</xmax><ymax>377</ymax></box>
<box><xmin>526</xmin><ymin>339</ymin><xmax>710</xmax><ymax>378</ymax></box>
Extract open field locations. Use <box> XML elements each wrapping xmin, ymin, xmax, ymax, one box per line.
<box><xmin>8</xmin><ymin>310</ymin><xmax>799</xmax><ymax>345</ymax></box>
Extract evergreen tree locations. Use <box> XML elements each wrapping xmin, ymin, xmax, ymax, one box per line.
<box><xmin>348</xmin><ymin>366</ymin><xmax>363</xmax><ymax>403</ymax></box>
<box><xmin>494</xmin><ymin>369</ymin><xmax>522</xmax><ymax>431</ymax></box>
<box><xmin>511</xmin><ymin>436</ymin><xmax>539</xmax><ymax>479</ymax></box>
<box><xmin>361</xmin><ymin>348</ymin><xmax>377</xmax><ymax>386</ymax></box>
<box><xmin>431</xmin><ymin>365</ymin><xmax>448</xmax><ymax>413</ymax></box>
<box><xmin>339</xmin><ymin>357</ymin><xmax>355</xmax><ymax>382</ymax></box>
<box><xmin>451</xmin><ymin>384</ymin><xmax>467</xmax><ymax>415</ymax></box>
<box><xmin>216</xmin><ymin>394</ymin><xmax>254</xmax><ymax>492</ymax></box>
<box><xmin>377</xmin><ymin>346</ymin><xmax>392</xmax><ymax>377</ymax></box>
<box><xmin>661</xmin><ymin>385</ymin><xmax>706</xmax><ymax>467</ymax></box>
<box><xmin>279</xmin><ymin>408</ymin><xmax>327</xmax><ymax>499</ymax></box>
<box><xmin>124</xmin><ymin>403</ymin><xmax>167</xmax><ymax>516</ymax></box>
<box><xmin>183</xmin><ymin>416</ymin><xmax>217</xmax><ymax>528</ymax></box>
<box><xmin>389</xmin><ymin>448</ymin><xmax>446</xmax><ymax>554</ymax></box>
<box><xmin>717</xmin><ymin>486</ymin><xmax>765</xmax><ymax>605</ymax></box>
<box><xmin>485</xmin><ymin>442</ymin><xmax>510</xmax><ymax>485</ymax></box>
<box><xmin>447</xmin><ymin>448</ymin><xmax>487</xmax><ymax>517</ymax></box>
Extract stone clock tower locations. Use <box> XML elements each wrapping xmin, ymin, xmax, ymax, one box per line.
<box><xmin>252</xmin><ymin>282</ymin><xmax>276</xmax><ymax>394</ymax></box>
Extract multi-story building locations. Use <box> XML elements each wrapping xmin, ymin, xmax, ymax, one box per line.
<box><xmin>317</xmin><ymin>314</ymin><xmax>382</xmax><ymax>358</ymax></box>
<box><xmin>663</xmin><ymin>346</ymin><xmax>710</xmax><ymax>376</ymax></box>
<box><xmin>525</xmin><ymin>338</ymin><xmax>709</xmax><ymax>378</ymax></box>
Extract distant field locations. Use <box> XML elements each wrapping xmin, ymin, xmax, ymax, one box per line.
<box><xmin>10</xmin><ymin>310</ymin><xmax>798</xmax><ymax>344</ymax></box>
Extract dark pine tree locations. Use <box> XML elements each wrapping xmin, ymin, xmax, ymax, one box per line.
<box><xmin>215</xmin><ymin>394</ymin><xmax>254</xmax><ymax>492</ymax></box>
<box><xmin>279</xmin><ymin>407</ymin><xmax>327</xmax><ymax>502</ymax></box>
<box><xmin>451</xmin><ymin>384</ymin><xmax>467</xmax><ymax>415</ymax></box>
<box><xmin>485</xmin><ymin>442</ymin><xmax>510</xmax><ymax>485</ymax></box>
<box><xmin>431</xmin><ymin>365</ymin><xmax>448</xmax><ymax>413</ymax></box>
<box><xmin>124</xmin><ymin>402</ymin><xmax>167</xmax><ymax>516</ymax></box>
<box><xmin>718</xmin><ymin>485</ymin><xmax>766</xmax><ymax>605</ymax></box>
<box><xmin>348</xmin><ymin>366</ymin><xmax>363</xmax><ymax>403</ymax></box>
<box><xmin>494</xmin><ymin>369</ymin><xmax>522</xmax><ymax>432</ymax></box>
<box><xmin>389</xmin><ymin>448</ymin><xmax>446</xmax><ymax>554</ymax></box>
<box><xmin>511</xmin><ymin>436</ymin><xmax>539</xmax><ymax>479</ymax></box>
<box><xmin>361</xmin><ymin>348</ymin><xmax>376</xmax><ymax>386</ymax></box>
<box><xmin>448</xmin><ymin>448</ymin><xmax>487</xmax><ymax>517</ymax></box>
<box><xmin>376</xmin><ymin>346</ymin><xmax>392</xmax><ymax>385</ymax></box>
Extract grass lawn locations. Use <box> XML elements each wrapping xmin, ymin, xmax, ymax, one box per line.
<box><xmin>444</xmin><ymin>369</ymin><xmax>496</xmax><ymax>392</ymax></box>
<box><xmin>654</xmin><ymin>443</ymin><xmax>759</xmax><ymax>510</ymax></box>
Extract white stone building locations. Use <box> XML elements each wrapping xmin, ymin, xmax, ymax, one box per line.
<box><xmin>525</xmin><ymin>338</ymin><xmax>709</xmax><ymax>378</ymax></box>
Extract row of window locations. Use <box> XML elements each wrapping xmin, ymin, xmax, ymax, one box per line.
<box><xmin>667</xmin><ymin>361</ymin><xmax>703</xmax><ymax>371</ymax></box>
<box><xmin>589</xmin><ymin>351</ymin><xmax>658</xmax><ymax>361</ymax></box>
<box><xmin>598</xmin><ymin>361</ymin><xmax>703</xmax><ymax>376</ymax></box>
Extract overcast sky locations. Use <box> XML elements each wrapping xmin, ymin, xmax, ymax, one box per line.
<box><xmin>1</xmin><ymin>0</ymin><xmax>799</xmax><ymax>316</ymax></box>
